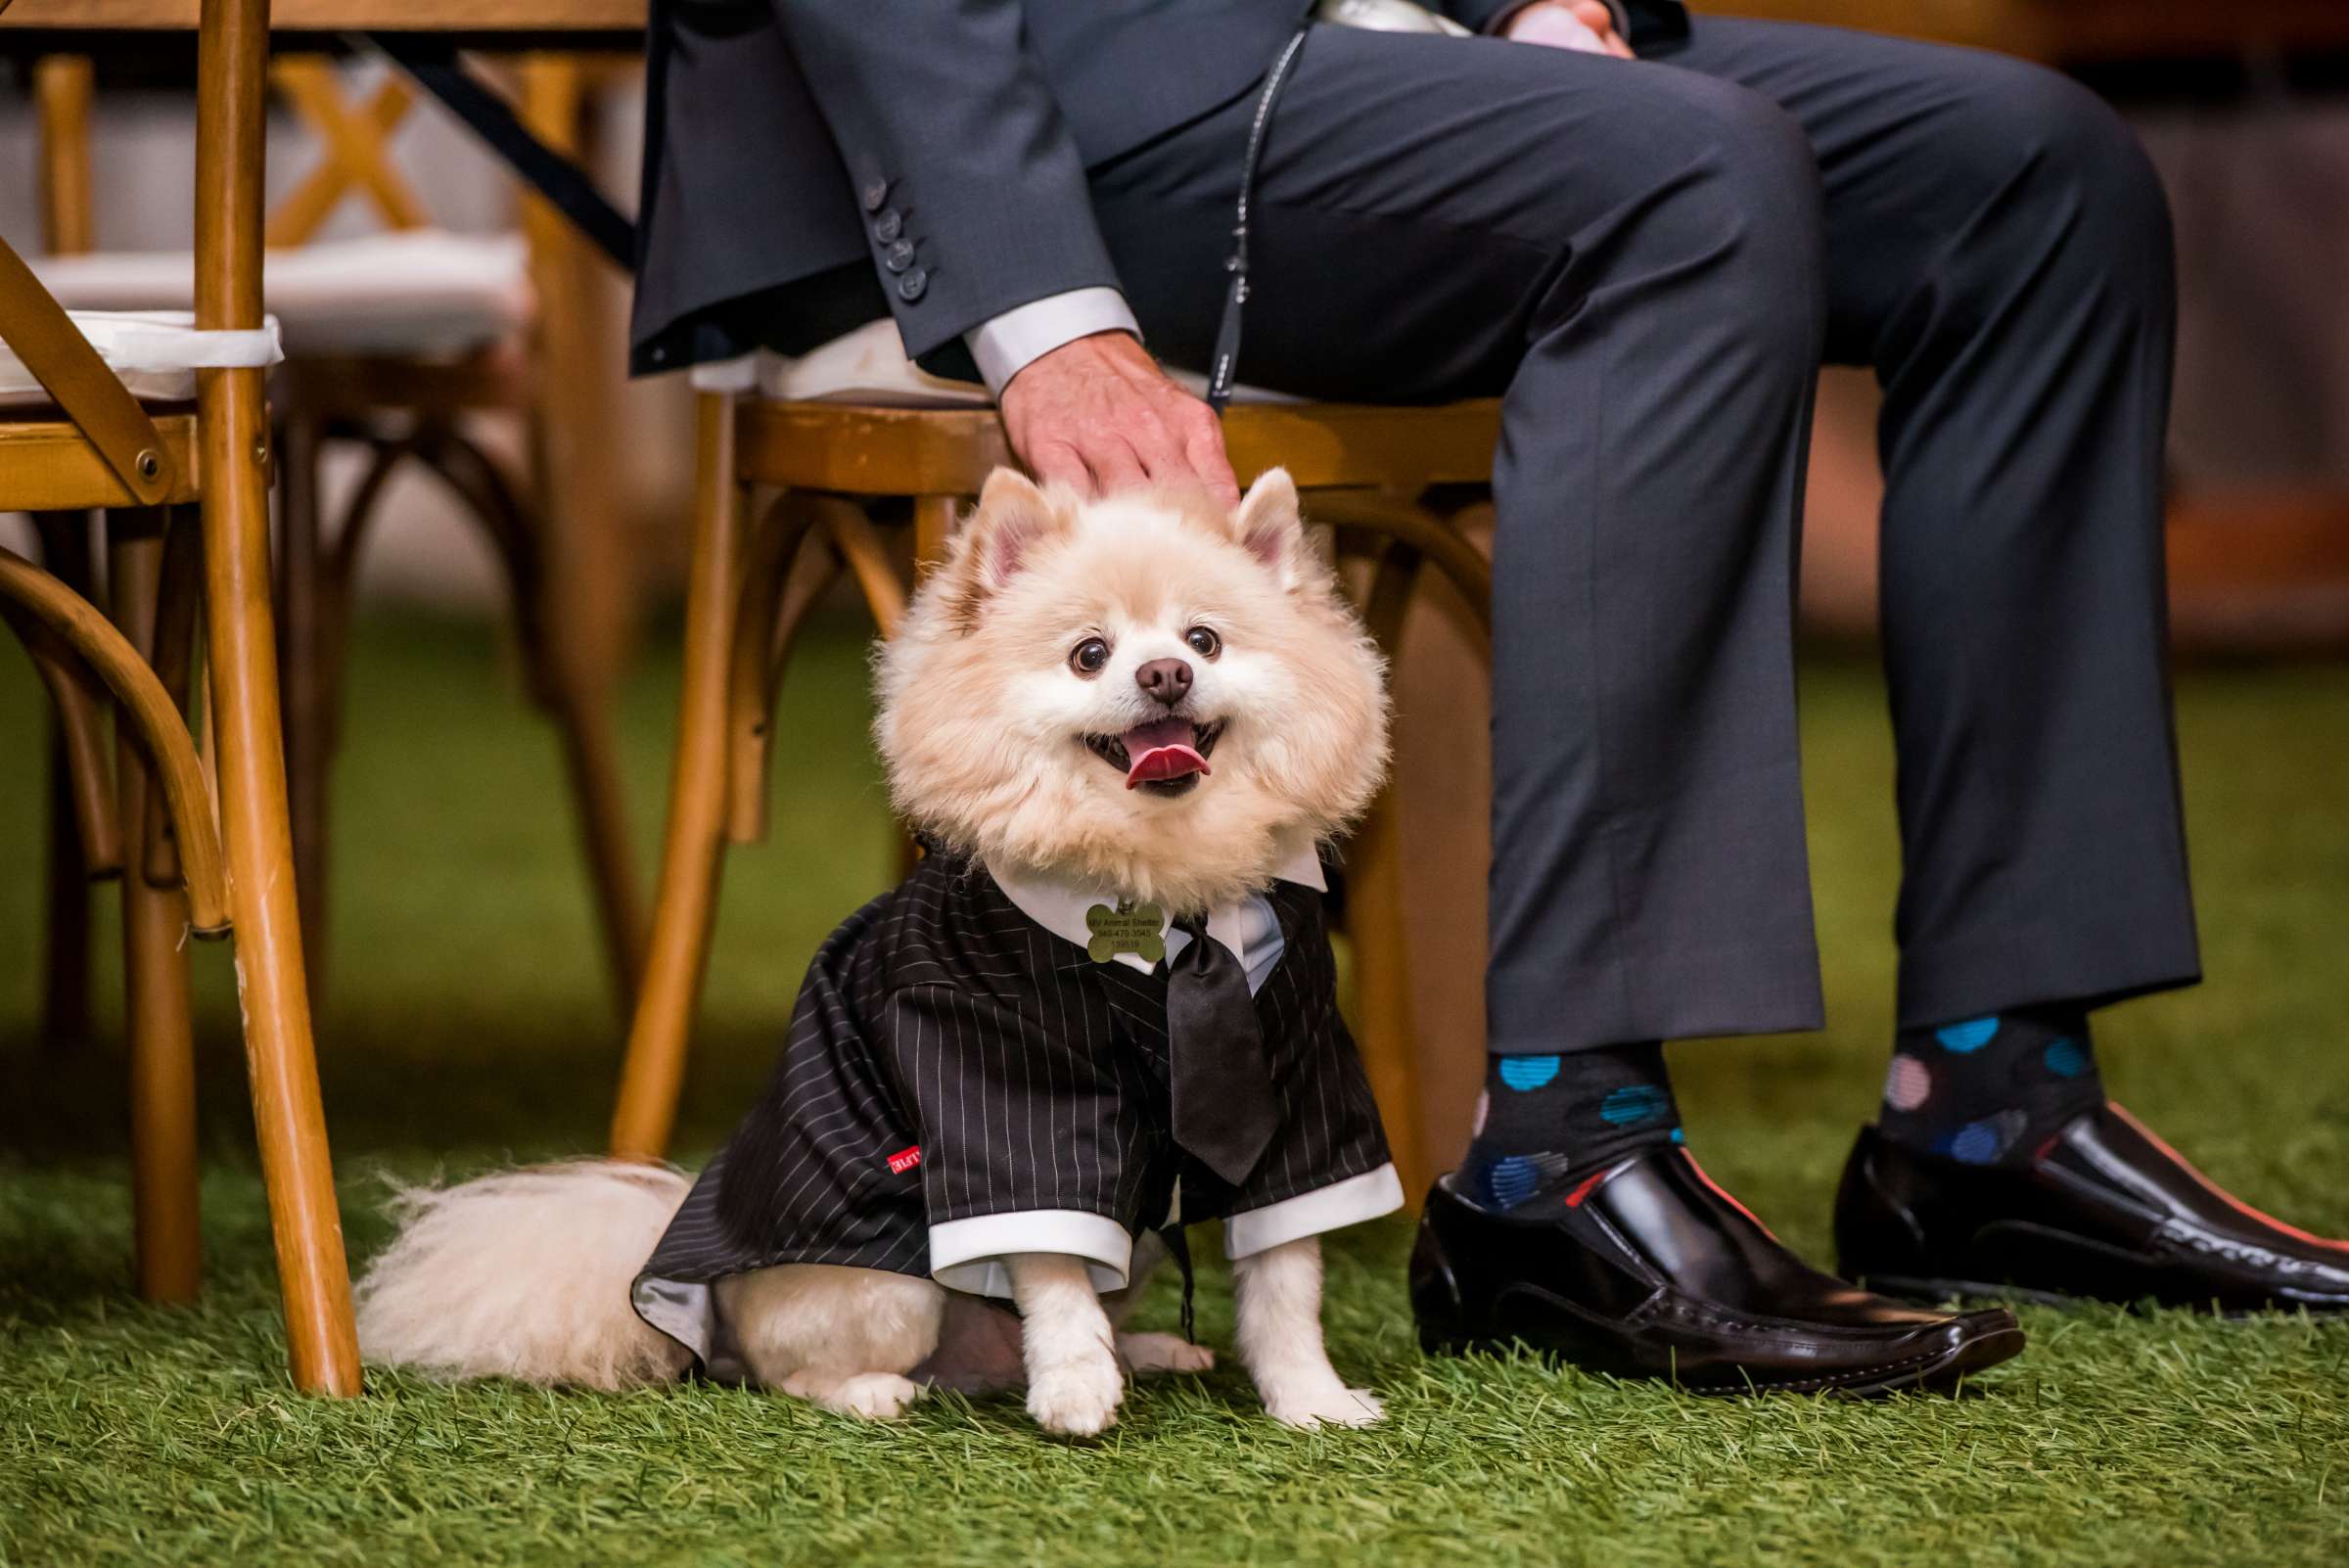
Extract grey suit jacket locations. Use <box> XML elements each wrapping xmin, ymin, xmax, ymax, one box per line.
<box><xmin>628</xmin><ymin>0</ymin><xmax>1687</xmax><ymax>379</ymax></box>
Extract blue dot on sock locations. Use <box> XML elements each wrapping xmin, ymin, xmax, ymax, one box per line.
<box><xmin>1670</xmin><ymin>1128</ymin><xmax>1686</xmax><ymax>1144</ymax></box>
<box><xmin>1481</xmin><ymin>1156</ymin><xmax>1542</xmax><ymax>1209</ymax></box>
<box><xmin>2043</xmin><ymin>1038</ymin><xmax>2090</xmax><ymax>1079</ymax></box>
<box><xmin>1936</xmin><ymin>1016</ymin><xmax>2002</xmax><ymax>1053</ymax></box>
<box><xmin>1945</xmin><ymin>1120</ymin><xmax>2006</xmax><ymax>1165</ymax></box>
<box><xmin>1498</xmin><ymin>1055</ymin><xmax>1561</xmax><ymax>1091</ymax></box>
<box><xmin>1599</xmin><ymin>1084</ymin><xmax>1670</xmax><ymax>1127</ymax></box>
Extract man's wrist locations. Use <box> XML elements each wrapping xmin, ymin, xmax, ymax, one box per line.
<box><xmin>966</xmin><ymin>288</ymin><xmax>1142</xmax><ymax>397</ymax></box>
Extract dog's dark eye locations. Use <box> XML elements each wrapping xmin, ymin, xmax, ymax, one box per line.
<box><xmin>1070</xmin><ymin>637</ymin><xmax>1112</xmax><ymax>676</ymax></box>
<box><xmin>1185</xmin><ymin>625</ymin><xmax>1221</xmax><ymax>659</ymax></box>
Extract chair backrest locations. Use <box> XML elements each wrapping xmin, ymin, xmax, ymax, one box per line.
<box><xmin>9</xmin><ymin>0</ymin><xmax>274</xmax><ymax>505</ymax></box>
<box><xmin>263</xmin><ymin>57</ymin><xmax>432</xmax><ymax>247</ymax></box>
<box><xmin>31</xmin><ymin>48</ymin><xmax>591</xmax><ymax>254</ymax></box>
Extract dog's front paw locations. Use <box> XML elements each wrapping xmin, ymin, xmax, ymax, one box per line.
<box><xmin>1263</xmin><ymin>1380</ymin><xmax>1385</xmax><ymax>1430</ymax></box>
<box><xmin>1117</xmin><ymin>1331</ymin><xmax>1217</xmax><ymax>1376</ymax></box>
<box><xmin>1027</xmin><ymin>1356</ymin><xmax>1125</xmax><ymax>1437</ymax></box>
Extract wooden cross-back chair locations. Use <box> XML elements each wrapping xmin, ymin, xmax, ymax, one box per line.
<box><xmin>0</xmin><ymin>0</ymin><xmax>360</xmax><ymax>1397</ymax></box>
<box><xmin>30</xmin><ymin>47</ymin><xmax>643</xmax><ymax>1016</ymax></box>
<box><xmin>607</xmin><ymin>385</ymin><xmax>1502</xmax><ymax>1204</ymax></box>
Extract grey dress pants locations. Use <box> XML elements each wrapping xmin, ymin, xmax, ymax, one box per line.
<box><xmin>1084</xmin><ymin>17</ymin><xmax>2199</xmax><ymax>1053</ymax></box>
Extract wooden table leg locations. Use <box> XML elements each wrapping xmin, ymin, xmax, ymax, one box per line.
<box><xmin>195</xmin><ymin>0</ymin><xmax>360</xmax><ymax>1398</ymax></box>
<box><xmin>610</xmin><ymin>392</ymin><xmax>743</xmax><ymax>1162</ymax></box>
<box><xmin>108</xmin><ymin>508</ymin><xmax>204</xmax><ymax>1304</ymax></box>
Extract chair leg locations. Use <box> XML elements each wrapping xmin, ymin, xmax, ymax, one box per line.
<box><xmin>1349</xmin><ymin>782</ymin><xmax>1432</xmax><ymax>1208</ymax></box>
<box><xmin>543</xmin><ymin>656</ymin><xmax>647</xmax><ymax>1008</ymax></box>
<box><xmin>39</xmin><ymin>754</ymin><xmax>92</xmax><ymax>1050</ymax></box>
<box><xmin>0</xmin><ymin>547</ymin><xmax>230</xmax><ymax>932</ymax></box>
<box><xmin>1345</xmin><ymin>541</ymin><xmax>1437</xmax><ymax>1207</ymax></box>
<box><xmin>109</xmin><ymin>509</ymin><xmax>204</xmax><ymax>1303</ymax></box>
<box><xmin>32</xmin><ymin>512</ymin><xmax>94</xmax><ymax>1049</ymax></box>
<box><xmin>894</xmin><ymin>493</ymin><xmax>961</xmax><ymax>881</ymax></box>
<box><xmin>420</xmin><ymin>423</ymin><xmax>647</xmax><ymax>1017</ymax></box>
<box><xmin>197</xmin><ymin>388</ymin><xmax>360</xmax><ymax>1395</ymax></box>
<box><xmin>609</xmin><ymin>393</ymin><xmax>744</xmax><ymax>1162</ymax></box>
<box><xmin>276</xmin><ymin>413</ymin><xmax>333</xmax><ymax>997</ymax></box>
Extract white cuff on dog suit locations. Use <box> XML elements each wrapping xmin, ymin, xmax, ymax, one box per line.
<box><xmin>924</xmin><ymin>1161</ymin><xmax>1405</xmax><ymax>1299</ymax></box>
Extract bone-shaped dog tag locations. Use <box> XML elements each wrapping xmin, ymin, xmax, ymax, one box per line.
<box><xmin>1085</xmin><ymin>900</ymin><xmax>1167</xmax><ymax>964</ymax></box>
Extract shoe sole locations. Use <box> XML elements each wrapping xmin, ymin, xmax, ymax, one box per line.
<box><xmin>1418</xmin><ymin>1319</ymin><xmax>2028</xmax><ymax>1400</ymax></box>
<box><xmin>1857</xmin><ymin>1269</ymin><xmax>2349</xmax><ymax>1319</ymax></box>
<box><xmin>1856</xmin><ymin>1272</ymin><xmax>2083</xmax><ymax>1312</ymax></box>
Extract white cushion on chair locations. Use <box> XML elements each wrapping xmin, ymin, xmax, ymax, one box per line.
<box><xmin>33</xmin><ymin>230</ymin><xmax>530</xmax><ymax>358</ymax></box>
<box><xmin>688</xmin><ymin>317</ymin><xmax>1303</xmax><ymax>407</ymax></box>
<box><xmin>0</xmin><ymin>309</ymin><xmax>285</xmax><ymax>407</ymax></box>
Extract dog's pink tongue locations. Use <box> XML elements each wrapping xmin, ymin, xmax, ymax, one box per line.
<box><xmin>1123</xmin><ymin>716</ymin><xmax>1209</xmax><ymax>789</ymax></box>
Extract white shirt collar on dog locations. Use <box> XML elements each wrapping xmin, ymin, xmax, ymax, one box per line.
<box><xmin>987</xmin><ymin>843</ymin><xmax>1326</xmax><ymax>994</ymax></box>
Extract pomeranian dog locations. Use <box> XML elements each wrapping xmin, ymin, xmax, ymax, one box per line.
<box><xmin>356</xmin><ymin>467</ymin><xmax>1398</xmax><ymax>1435</ymax></box>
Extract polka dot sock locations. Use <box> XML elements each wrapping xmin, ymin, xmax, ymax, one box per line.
<box><xmin>1462</xmin><ymin>1042</ymin><xmax>1682</xmax><ymax>1211</ymax></box>
<box><xmin>1876</xmin><ymin>1005</ymin><xmax>2103</xmax><ymax>1167</ymax></box>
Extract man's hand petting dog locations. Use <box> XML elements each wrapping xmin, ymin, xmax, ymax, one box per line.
<box><xmin>997</xmin><ymin>329</ymin><xmax>1240</xmax><ymax>505</ymax></box>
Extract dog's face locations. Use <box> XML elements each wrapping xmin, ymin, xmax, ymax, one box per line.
<box><xmin>876</xmin><ymin>468</ymin><xmax>1390</xmax><ymax>914</ymax></box>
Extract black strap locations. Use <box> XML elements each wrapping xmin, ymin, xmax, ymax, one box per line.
<box><xmin>1205</xmin><ymin>25</ymin><xmax>1312</xmax><ymax>416</ymax></box>
<box><xmin>1159</xmin><ymin>1223</ymin><xmax>1198</xmax><ymax>1345</ymax></box>
<box><xmin>364</xmin><ymin>34</ymin><xmax>640</xmax><ymax>275</ymax></box>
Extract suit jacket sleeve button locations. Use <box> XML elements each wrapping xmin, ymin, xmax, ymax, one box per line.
<box><xmin>873</xmin><ymin>208</ymin><xmax>904</xmax><ymax>243</ymax></box>
<box><xmin>862</xmin><ymin>180</ymin><xmax>889</xmax><ymax>212</ymax></box>
<box><xmin>897</xmin><ymin>267</ymin><xmax>929</xmax><ymax>302</ymax></box>
<box><xmin>884</xmin><ymin>239</ymin><xmax>916</xmax><ymax>273</ymax></box>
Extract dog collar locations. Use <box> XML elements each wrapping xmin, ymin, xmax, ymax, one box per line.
<box><xmin>986</xmin><ymin>843</ymin><xmax>1324</xmax><ymax>978</ymax></box>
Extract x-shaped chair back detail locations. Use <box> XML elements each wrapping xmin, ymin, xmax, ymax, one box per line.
<box><xmin>265</xmin><ymin>58</ymin><xmax>429</xmax><ymax>246</ymax></box>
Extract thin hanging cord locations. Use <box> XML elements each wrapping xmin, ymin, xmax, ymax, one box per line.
<box><xmin>1206</xmin><ymin>26</ymin><xmax>1313</xmax><ymax>417</ymax></box>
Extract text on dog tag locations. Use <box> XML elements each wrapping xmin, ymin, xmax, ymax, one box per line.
<box><xmin>1085</xmin><ymin>900</ymin><xmax>1168</xmax><ymax>964</ymax></box>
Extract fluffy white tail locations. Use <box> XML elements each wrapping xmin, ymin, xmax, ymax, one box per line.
<box><xmin>355</xmin><ymin>1160</ymin><xmax>694</xmax><ymax>1390</ymax></box>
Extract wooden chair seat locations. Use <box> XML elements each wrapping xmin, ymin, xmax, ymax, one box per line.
<box><xmin>733</xmin><ymin>396</ymin><xmax>1504</xmax><ymax>498</ymax></box>
<box><xmin>0</xmin><ymin>408</ymin><xmax>202</xmax><ymax>509</ymax></box>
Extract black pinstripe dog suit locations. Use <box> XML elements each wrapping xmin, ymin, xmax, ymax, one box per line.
<box><xmin>633</xmin><ymin>848</ymin><xmax>1401</xmax><ymax>1379</ymax></box>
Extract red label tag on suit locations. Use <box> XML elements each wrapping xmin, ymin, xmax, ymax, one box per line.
<box><xmin>886</xmin><ymin>1146</ymin><xmax>923</xmax><ymax>1175</ymax></box>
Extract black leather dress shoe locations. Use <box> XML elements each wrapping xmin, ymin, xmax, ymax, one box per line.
<box><xmin>1835</xmin><ymin>1104</ymin><xmax>2349</xmax><ymax>1314</ymax></box>
<box><xmin>1410</xmin><ymin>1146</ymin><xmax>2024</xmax><ymax>1396</ymax></box>
<box><xmin>1832</xmin><ymin>1107</ymin><xmax>2349</xmax><ymax>1314</ymax></box>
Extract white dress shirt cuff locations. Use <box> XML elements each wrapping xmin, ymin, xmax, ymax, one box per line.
<box><xmin>964</xmin><ymin>287</ymin><xmax>1140</xmax><ymax>396</ymax></box>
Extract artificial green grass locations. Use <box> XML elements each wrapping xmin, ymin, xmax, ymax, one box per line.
<box><xmin>2</xmin><ymin>609</ymin><xmax>2346</xmax><ymax>1568</ymax></box>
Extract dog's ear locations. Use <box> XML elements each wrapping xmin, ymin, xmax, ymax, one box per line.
<box><xmin>950</xmin><ymin>469</ymin><xmax>1072</xmax><ymax>604</ymax></box>
<box><xmin>1232</xmin><ymin>467</ymin><xmax>1305</xmax><ymax>589</ymax></box>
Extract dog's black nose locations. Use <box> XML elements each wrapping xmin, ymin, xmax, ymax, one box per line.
<box><xmin>1134</xmin><ymin>658</ymin><xmax>1192</xmax><ymax>707</ymax></box>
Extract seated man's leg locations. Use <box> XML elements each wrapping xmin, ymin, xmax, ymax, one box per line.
<box><xmin>1626</xmin><ymin>19</ymin><xmax>2348</xmax><ymax>1310</ymax></box>
<box><xmin>1097</xmin><ymin>25</ymin><xmax>1831</xmax><ymax>1053</ymax></box>
<box><xmin>1091</xmin><ymin>27</ymin><xmax>2026</xmax><ymax>1391</ymax></box>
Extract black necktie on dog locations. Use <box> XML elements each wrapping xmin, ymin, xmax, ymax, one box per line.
<box><xmin>1166</xmin><ymin>916</ymin><xmax>1278</xmax><ymax>1185</ymax></box>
